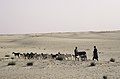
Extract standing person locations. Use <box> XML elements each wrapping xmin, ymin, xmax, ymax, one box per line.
<box><xmin>92</xmin><ymin>46</ymin><xmax>98</xmax><ymax>61</ymax></box>
<box><xmin>74</xmin><ymin>47</ymin><xmax>78</xmax><ymax>60</ymax></box>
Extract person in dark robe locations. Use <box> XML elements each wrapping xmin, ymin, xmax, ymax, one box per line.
<box><xmin>92</xmin><ymin>46</ymin><xmax>98</xmax><ymax>61</ymax></box>
<box><xmin>74</xmin><ymin>47</ymin><xmax>78</xmax><ymax>60</ymax></box>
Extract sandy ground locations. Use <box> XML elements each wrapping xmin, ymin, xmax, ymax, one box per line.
<box><xmin>0</xmin><ymin>30</ymin><xmax>120</xmax><ymax>79</ymax></box>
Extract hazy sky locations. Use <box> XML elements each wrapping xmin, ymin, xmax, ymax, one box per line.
<box><xmin>0</xmin><ymin>0</ymin><xmax>120</xmax><ymax>34</ymax></box>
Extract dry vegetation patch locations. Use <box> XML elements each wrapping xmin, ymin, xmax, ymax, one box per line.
<box><xmin>5</xmin><ymin>55</ymin><xmax>10</xmax><ymax>57</ymax></box>
<box><xmin>103</xmin><ymin>75</ymin><xmax>107</xmax><ymax>79</ymax></box>
<box><xmin>27</xmin><ymin>62</ymin><xmax>34</xmax><ymax>66</ymax></box>
<box><xmin>110</xmin><ymin>58</ymin><xmax>115</xmax><ymax>62</ymax></box>
<box><xmin>90</xmin><ymin>62</ymin><xmax>96</xmax><ymax>66</ymax></box>
<box><xmin>8</xmin><ymin>61</ymin><xmax>16</xmax><ymax>66</ymax></box>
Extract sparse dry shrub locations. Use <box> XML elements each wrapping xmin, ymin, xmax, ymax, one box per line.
<box><xmin>103</xmin><ymin>75</ymin><xmax>107</xmax><ymax>79</ymax></box>
<box><xmin>86</xmin><ymin>49</ymin><xmax>90</xmax><ymax>50</ymax></box>
<box><xmin>8</xmin><ymin>61</ymin><xmax>16</xmax><ymax>66</ymax></box>
<box><xmin>90</xmin><ymin>62</ymin><xmax>96</xmax><ymax>66</ymax></box>
<box><xmin>27</xmin><ymin>62</ymin><xmax>33</xmax><ymax>66</ymax></box>
<box><xmin>11</xmin><ymin>57</ymin><xmax>14</xmax><ymax>59</ymax></box>
<box><xmin>110</xmin><ymin>58</ymin><xmax>115</xmax><ymax>62</ymax></box>
<box><xmin>5</xmin><ymin>55</ymin><xmax>10</xmax><ymax>57</ymax></box>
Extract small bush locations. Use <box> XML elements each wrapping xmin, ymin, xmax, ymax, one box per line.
<box><xmin>5</xmin><ymin>55</ymin><xmax>10</xmax><ymax>57</ymax></box>
<box><xmin>110</xmin><ymin>58</ymin><xmax>115</xmax><ymax>62</ymax></box>
<box><xmin>8</xmin><ymin>61</ymin><xmax>16</xmax><ymax>66</ymax></box>
<box><xmin>103</xmin><ymin>75</ymin><xmax>107</xmax><ymax>79</ymax></box>
<box><xmin>11</xmin><ymin>57</ymin><xmax>14</xmax><ymax>59</ymax></box>
<box><xmin>56</xmin><ymin>56</ymin><xmax>64</xmax><ymax>61</ymax></box>
<box><xmin>27</xmin><ymin>62</ymin><xmax>33</xmax><ymax>66</ymax></box>
<box><xmin>90</xmin><ymin>62</ymin><xmax>96</xmax><ymax>66</ymax></box>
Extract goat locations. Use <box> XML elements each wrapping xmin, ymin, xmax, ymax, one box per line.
<box><xmin>41</xmin><ymin>53</ymin><xmax>48</xmax><ymax>59</ymax></box>
<box><xmin>65</xmin><ymin>54</ymin><xmax>73</xmax><ymax>60</ymax></box>
<box><xmin>34</xmin><ymin>53</ymin><xmax>41</xmax><ymax>60</ymax></box>
<box><xmin>23</xmin><ymin>53</ymin><xmax>28</xmax><ymax>59</ymax></box>
<box><xmin>51</xmin><ymin>54</ymin><xmax>57</xmax><ymax>59</ymax></box>
<box><xmin>75</xmin><ymin>51</ymin><xmax>87</xmax><ymax>61</ymax></box>
<box><xmin>12</xmin><ymin>52</ymin><xmax>20</xmax><ymax>58</ymax></box>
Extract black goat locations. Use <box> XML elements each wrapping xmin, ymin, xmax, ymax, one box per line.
<box><xmin>75</xmin><ymin>51</ymin><xmax>87</xmax><ymax>61</ymax></box>
<box><xmin>12</xmin><ymin>52</ymin><xmax>20</xmax><ymax>58</ymax></box>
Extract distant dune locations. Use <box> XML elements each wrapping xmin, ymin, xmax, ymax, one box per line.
<box><xmin>28</xmin><ymin>30</ymin><xmax>120</xmax><ymax>40</ymax></box>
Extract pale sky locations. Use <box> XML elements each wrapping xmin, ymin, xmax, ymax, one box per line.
<box><xmin>0</xmin><ymin>0</ymin><xmax>120</xmax><ymax>34</ymax></box>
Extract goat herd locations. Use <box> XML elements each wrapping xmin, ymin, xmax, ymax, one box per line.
<box><xmin>12</xmin><ymin>51</ymin><xmax>87</xmax><ymax>61</ymax></box>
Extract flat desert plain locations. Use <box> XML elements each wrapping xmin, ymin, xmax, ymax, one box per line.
<box><xmin>0</xmin><ymin>31</ymin><xmax>120</xmax><ymax>79</ymax></box>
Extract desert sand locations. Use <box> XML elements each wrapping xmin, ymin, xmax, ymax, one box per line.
<box><xmin>0</xmin><ymin>30</ymin><xmax>120</xmax><ymax>79</ymax></box>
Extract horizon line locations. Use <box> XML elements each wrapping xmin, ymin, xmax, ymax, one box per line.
<box><xmin>0</xmin><ymin>29</ymin><xmax>120</xmax><ymax>35</ymax></box>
